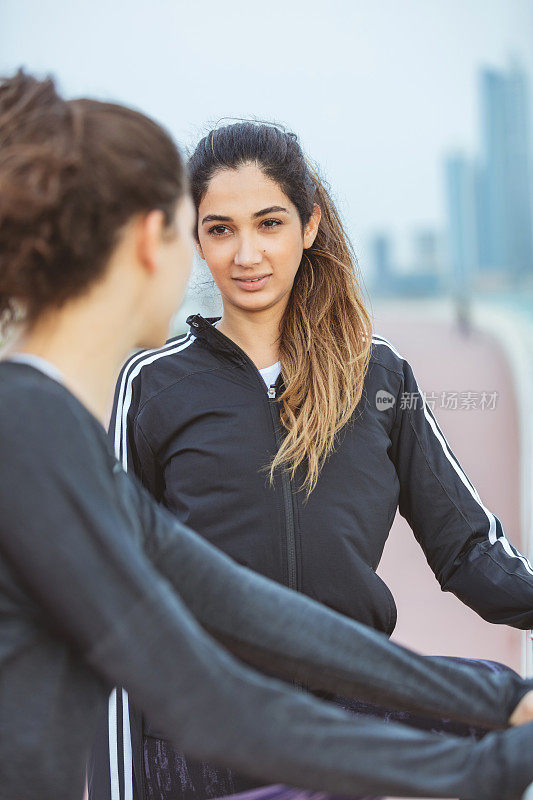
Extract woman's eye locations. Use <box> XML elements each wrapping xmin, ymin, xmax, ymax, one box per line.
<box><xmin>261</xmin><ymin>219</ymin><xmax>282</xmax><ymax>229</ymax></box>
<box><xmin>208</xmin><ymin>225</ymin><xmax>230</xmax><ymax>236</ymax></box>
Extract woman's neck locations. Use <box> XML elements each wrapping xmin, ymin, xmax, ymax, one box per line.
<box><xmin>6</xmin><ymin>297</ymin><xmax>138</xmax><ymax>427</ymax></box>
<box><xmin>216</xmin><ymin>305</ymin><xmax>283</xmax><ymax>369</ymax></box>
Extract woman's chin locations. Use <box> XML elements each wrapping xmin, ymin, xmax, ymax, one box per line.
<box><xmin>226</xmin><ymin>291</ymin><xmax>286</xmax><ymax>315</ymax></box>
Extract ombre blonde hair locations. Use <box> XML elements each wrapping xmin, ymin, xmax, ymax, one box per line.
<box><xmin>188</xmin><ymin>122</ymin><xmax>373</xmax><ymax>497</ymax></box>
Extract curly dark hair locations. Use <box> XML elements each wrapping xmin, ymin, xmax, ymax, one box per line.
<box><xmin>0</xmin><ymin>68</ymin><xmax>187</xmax><ymax>335</ymax></box>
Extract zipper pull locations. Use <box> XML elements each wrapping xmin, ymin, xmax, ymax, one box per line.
<box><xmin>267</xmin><ymin>385</ymin><xmax>276</xmax><ymax>399</ymax></box>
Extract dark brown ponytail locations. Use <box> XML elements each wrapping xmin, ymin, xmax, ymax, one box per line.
<box><xmin>0</xmin><ymin>68</ymin><xmax>187</xmax><ymax>337</ymax></box>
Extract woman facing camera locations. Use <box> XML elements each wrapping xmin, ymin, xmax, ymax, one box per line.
<box><xmin>95</xmin><ymin>121</ymin><xmax>533</xmax><ymax>800</ymax></box>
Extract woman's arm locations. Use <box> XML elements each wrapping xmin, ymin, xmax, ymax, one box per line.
<box><xmin>387</xmin><ymin>349</ymin><xmax>533</xmax><ymax>629</ymax></box>
<box><xmin>133</xmin><ymin>476</ymin><xmax>533</xmax><ymax>732</ymax></box>
<box><xmin>4</xmin><ymin>382</ymin><xmax>533</xmax><ymax>800</ymax></box>
<box><xmin>109</xmin><ymin>346</ymin><xmax>533</xmax><ymax>730</ymax></box>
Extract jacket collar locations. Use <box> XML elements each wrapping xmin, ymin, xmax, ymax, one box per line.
<box><xmin>186</xmin><ymin>314</ymin><xmax>285</xmax><ymax>393</ymax></box>
<box><xmin>186</xmin><ymin>313</ymin><xmax>244</xmax><ymax>362</ymax></box>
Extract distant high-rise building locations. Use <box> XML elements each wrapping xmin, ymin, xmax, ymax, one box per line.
<box><xmin>444</xmin><ymin>153</ymin><xmax>479</xmax><ymax>294</ymax></box>
<box><xmin>369</xmin><ymin>231</ymin><xmax>440</xmax><ymax>297</ymax></box>
<box><xmin>477</xmin><ymin>62</ymin><xmax>533</xmax><ymax>281</ymax></box>
<box><xmin>412</xmin><ymin>229</ymin><xmax>443</xmax><ymax>275</ymax></box>
<box><xmin>371</xmin><ymin>233</ymin><xmax>394</xmax><ymax>293</ymax></box>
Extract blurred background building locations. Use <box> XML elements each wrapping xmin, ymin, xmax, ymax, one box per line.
<box><xmin>371</xmin><ymin>60</ymin><xmax>533</xmax><ymax>305</ymax></box>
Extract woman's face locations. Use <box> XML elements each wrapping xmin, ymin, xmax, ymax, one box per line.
<box><xmin>196</xmin><ymin>162</ymin><xmax>320</xmax><ymax>317</ymax></box>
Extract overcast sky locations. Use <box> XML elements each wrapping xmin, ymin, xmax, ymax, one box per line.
<box><xmin>2</xmin><ymin>0</ymin><xmax>533</xmax><ymax>274</ymax></box>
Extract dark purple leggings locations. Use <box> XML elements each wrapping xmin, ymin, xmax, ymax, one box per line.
<box><xmin>142</xmin><ymin>657</ymin><xmax>511</xmax><ymax>800</ymax></box>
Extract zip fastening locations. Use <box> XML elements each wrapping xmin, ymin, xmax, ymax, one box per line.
<box><xmin>267</xmin><ymin>377</ymin><xmax>304</xmax><ymax>693</ymax></box>
<box><xmin>190</xmin><ymin>317</ymin><xmax>299</xmax><ymax>594</ymax></box>
<box><xmin>267</xmin><ymin>380</ymin><xmax>298</xmax><ymax>593</ymax></box>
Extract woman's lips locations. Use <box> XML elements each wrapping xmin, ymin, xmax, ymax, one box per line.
<box><xmin>233</xmin><ymin>275</ymin><xmax>271</xmax><ymax>291</ymax></box>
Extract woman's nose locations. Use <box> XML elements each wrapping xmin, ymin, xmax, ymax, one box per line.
<box><xmin>234</xmin><ymin>235</ymin><xmax>262</xmax><ymax>267</ymax></box>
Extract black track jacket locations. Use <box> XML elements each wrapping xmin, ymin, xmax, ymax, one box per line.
<box><xmin>112</xmin><ymin>314</ymin><xmax>533</xmax><ymax>632</ymax></box>
<box><xmin>95</xmin><ymin>314</ymin><xmax>533</xmax><ymax>800</ymax></box>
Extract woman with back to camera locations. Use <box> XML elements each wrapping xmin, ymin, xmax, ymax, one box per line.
<box><xmin>10</xmin><ymin>67</ymin><xmax>533</xmax><ymax>800</ymax></box>
<box><xmin>4</xmin><ymin>66</ymin><xmax>533</xmax><ymax>800</ymax></box>
<box><xmin>94</xmin><ymin>121</ymin><xmax>533</xmax><ymax>800</ymax></box>
<box><xmin>0</xmin><ymin>72</ymin><xmax>533</xmax><ymax>800</ymax></box>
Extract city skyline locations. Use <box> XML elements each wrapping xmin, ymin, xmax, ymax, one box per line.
<box><xmin>371</xmin><ymin>59</ymin><xmax>533</xmax><ymax>297</ymax></box>
<box><xmin>2</xmin><ymin>0</ymin><xmax>533</xmax><ymax>281</ymax></box>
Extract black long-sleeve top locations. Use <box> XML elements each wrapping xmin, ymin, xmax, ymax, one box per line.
<box><xmin>1</xmin><ymin>360</ymin><xmax>533</xmax><ymax>800</ymax></box>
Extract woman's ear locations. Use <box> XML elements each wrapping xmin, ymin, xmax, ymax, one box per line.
<box><xmin>136</xmin><ymin>209</ymin><xmax>166</xmax><ymax>275</ymax></box>
<box><xmin>303</xmin><ymin>203</ymin><xmax>321</xmax><ymax>249</ymax></box>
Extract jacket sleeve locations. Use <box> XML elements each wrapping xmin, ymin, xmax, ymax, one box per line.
<box><xmin>108</xmin><ymin>348</ymin><xmax>162</xmax><ymax>497</ymax></box>
<box><xmin>388</xmin><ymin>351</ymin><xmax>533</xmax><ymax>629</ymax></box>
<box><xmin>103</xmin><ymin>348</ymin><xmax>166</xmax><ymax>800</ymax></box>
<box><xmin>4</xmin><ymin>384</ymin><xmax>533</xmax><ymax>800</ymax></box>
<box><xmin>108</xmin><ymin>348</ymin><xmax>533</xmax><ymax>732</ymax></box>
<box><xmin>135</xmin><ymin>479</ymin><xmax>533</xmax><ymax>732</ymax></box>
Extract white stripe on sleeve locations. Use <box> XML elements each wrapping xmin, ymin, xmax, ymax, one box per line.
<box><xmin>372</xmin><ymin>335</ymin><xmax>533</xmax><ymax>576</ymax></box>
<box><xmin>109</xmin><ymin>333</ymin><xmax>195</xmax><ymax>800</ymax></box>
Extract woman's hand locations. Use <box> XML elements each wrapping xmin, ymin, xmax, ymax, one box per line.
<box><xmin>509</xmin><ymin>690</ymin><xmax>533</xmax><ymax>725</ymax></box>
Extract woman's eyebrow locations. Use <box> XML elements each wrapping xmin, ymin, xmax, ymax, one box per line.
<box><xmin>201</xmin><ymin>206</ymin><xmax>289</xmax><ymax>225</ymax></box>
<box><xmin>201</xmin><ymin>213</ymin><xmax>232</xmax><ymax>225</ymax></box>
<box><xmin>252</xmin><ymin>205</ymin><xmax>289</xmax><ymax>218</ymax></box>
